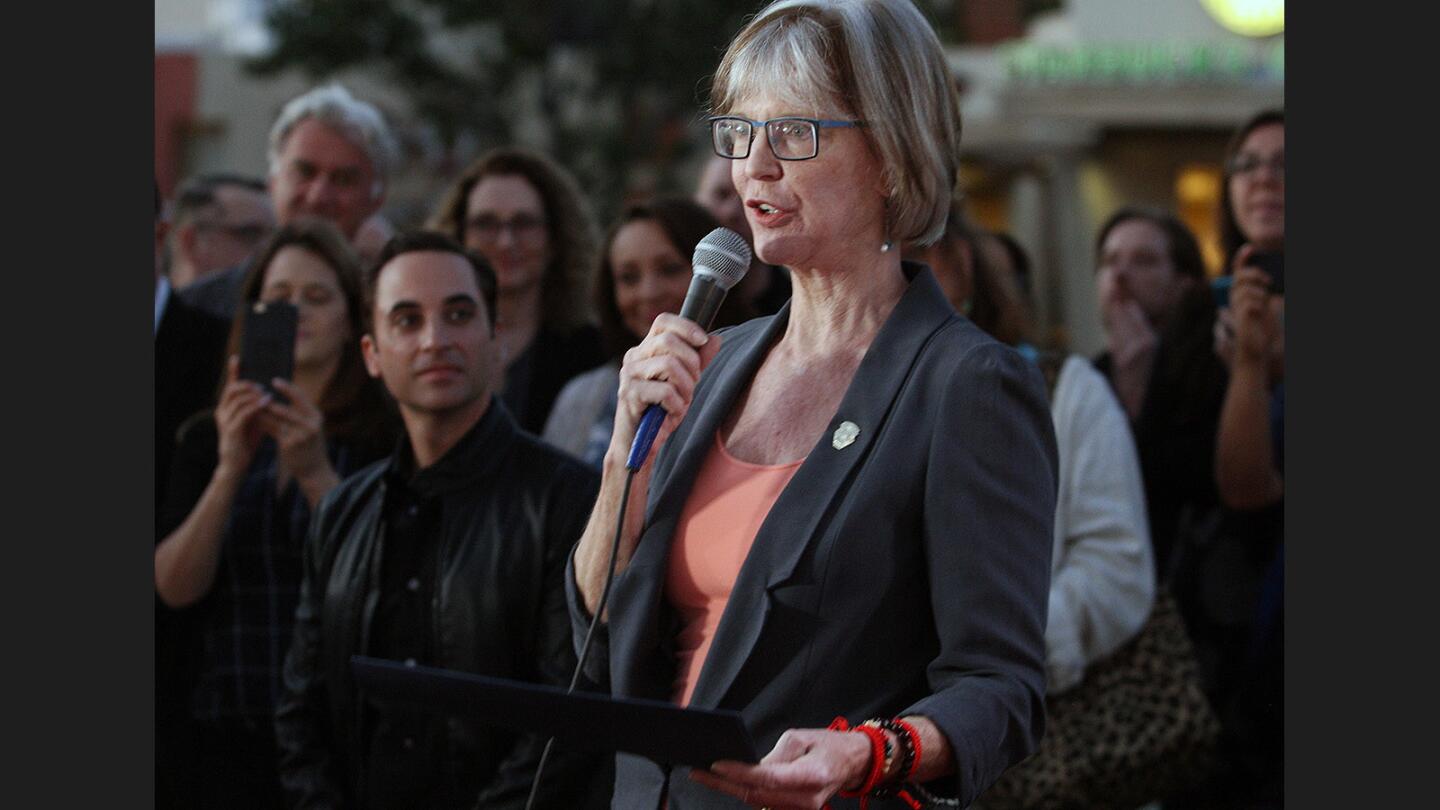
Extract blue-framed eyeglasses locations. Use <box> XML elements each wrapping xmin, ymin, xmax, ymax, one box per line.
<box><xmin>1227</xmin><ymin>152</ymin><xmax>1285</xmax><ymax>179</ymax></box>
<box><xmin>708</xmin><ymin>116</ymin><xmax>867</xmax><ymax>161</ymax></box>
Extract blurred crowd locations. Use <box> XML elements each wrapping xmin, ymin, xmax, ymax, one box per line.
<box><xmin>154</xmin><ymin>80</ymin><xmax>1283</xmax><ymax>809</ymax></box>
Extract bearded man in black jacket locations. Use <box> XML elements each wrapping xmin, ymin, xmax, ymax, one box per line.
<box><xmin>275</xmin><ymin>232</ymin><xmax>608</xmax><ymax>809</ymax></box>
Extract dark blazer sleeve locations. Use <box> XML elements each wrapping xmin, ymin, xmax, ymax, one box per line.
<box><xmin>904</xmin><ymin>342</ymin><xmax>1058</xmax><ymax>805</ymax></box>
<box><xmin>475</xmin><ymin>461</ymin><xmax>609</xmax><ymax>809</ymax></box>
<box><xmin>275</xmin><ymin>493</ymin><xmax>347</xmax><ymax>810</ymax></box>
<box><xmin>564</xmin><ymin>546</ymin><xmax>612</xmax><ymax>690</ymax></box>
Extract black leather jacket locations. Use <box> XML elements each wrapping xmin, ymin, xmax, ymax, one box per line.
<box><xmin>276</xmin><ymin>402</ymin><xmax>609</xmax><ymax>809</ymax></box>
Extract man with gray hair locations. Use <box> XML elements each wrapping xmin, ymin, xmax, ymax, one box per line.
<box><xmin>181</xmin><ymin>83</ymin><xmax>400</xmax><ymax>319</ymax></box>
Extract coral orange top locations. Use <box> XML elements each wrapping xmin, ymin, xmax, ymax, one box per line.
<box><xmin>665</xmin><ymin>432</ymin><xmax>803</xmax><ymax>706</ymax></box>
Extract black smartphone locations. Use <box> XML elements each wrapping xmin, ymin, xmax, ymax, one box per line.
<box><xmin>1245</xmin><ymin>251</ymin><xmax>1284</xmax><ymax>295</ymax></box>
<box><xmin>239</xmin><ymin>300</ymin><xmax>298</xmax><ymax>402</ymax></box>
<box><xmin>1213</xmin><ymin>252</ymin><xmax>1284</xmax><ymax>308</ymax></box>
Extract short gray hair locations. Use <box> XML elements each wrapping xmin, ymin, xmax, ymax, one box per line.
<box><xmin>267</xmin><ymin>83</ymin><xmax>400</xmax><ymax>200</ymax></box>
<box><xmin>711</xmin><ymin>0</ymin><xmax>963</xmax><ymax>245</ymax></box>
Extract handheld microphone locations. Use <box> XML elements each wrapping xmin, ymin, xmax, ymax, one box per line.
<box><xmin>625</xmin><ymin>227</ymin><xmax>751</xmax><ymax>470</ymax></box>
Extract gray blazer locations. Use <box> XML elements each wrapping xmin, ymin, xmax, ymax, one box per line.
<box><xmin>566</xmin><ymin>264</ymin><xmax>1058</xmax><ymax>809</ymax></box>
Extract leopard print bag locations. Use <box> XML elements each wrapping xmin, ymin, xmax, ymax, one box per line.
<box><xmin>976</xmin><ymin>590</ymin><xmax>1221</xmax><ymax>810</ymax></box>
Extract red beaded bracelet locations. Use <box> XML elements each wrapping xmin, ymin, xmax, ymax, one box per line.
<box><xmin>829</xmin><ymin>714</ymin><xmax>881</xmax><ymax>801</ymax></box>
<box><xmin>892</xmin><ymin>717</ymin><xmax>923</xmax><ymax>781</ymax></box>
<box><xmin>830</xmin><ymin>716</ymin><xmax>928</xmax><ymax>809</ymax></box>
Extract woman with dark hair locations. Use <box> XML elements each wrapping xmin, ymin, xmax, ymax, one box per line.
<box><xmin>1219</xmin><ymin>109</ymin><xmax>1284</xmax><ymax>269</ymax></box>
<box><xmin>1196</xmin><ymin>109</ymin><xmax>1285</xmax><ymax>809</ymax></box>
<box><xmin>568</xmin><ymin>2</ymin><xmax>1058</xmax><ymax>807</ymax></box>
<box><xmin>542</xmin><ymin>197</ymin><xmax>752</xmax><ymax>466</ymax></box>
<box><xmin>1213</xmin><ymin>109</ymin><xmax>1284</xmax><ymax>512</ymax></box>
<box><xmin>1092</xmin><ymin>206</ymin><xmax>1227</xmax><ymax>577</ymax></box>
<box><xmin>1213</xmin><ymin>110</ymin><xmax>1285</xmax><ymax>502</ymax></box>
<box><xmin>154</xmin><ymin>220</ymin><xmax>397</xmax><ymax>809</ymax></box>
<box><xmin>428</xmin><ymin>147</ymin><xmax>606</xmax><ymax>433</ymax></box>
<box><xmin>904</xmin><ymin>204</ymin><xmax>1028</xmax><ymax>346</ymax></box>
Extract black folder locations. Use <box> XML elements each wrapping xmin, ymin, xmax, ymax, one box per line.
<box><xmin>351</xmin><ymin>656</ymin><xmax>759</xmax><ymax>769</ymax></box>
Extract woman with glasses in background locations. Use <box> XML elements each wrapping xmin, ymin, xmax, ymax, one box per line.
<box><xmin>1189</xmin><ymin>108</ymin><xmax>1285</xmax><ymax>810</ymax></box>
<box><xmin>543</xmin><ymin>196</ymin><xmax>753</xmax><ymax>467</ymax></box>
<box><xmin>567</xmin><ymin>2</ymin><xmax>1057</xmax><ymax>807</ymax></box>
<box><xmin>1213</xmin><ymin>108</ymin><xmax>1284</xmax><ymax>399</ymax></box>
<box><xmin>429</xmin><ymin>147</ymin><xmax>606</xmax><ymax>434</ymax></box>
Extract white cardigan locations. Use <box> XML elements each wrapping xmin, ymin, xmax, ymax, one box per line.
<box><xmin>1044</xmin><ymin>355</ymin><xmax>1156</xmax><ymax>694</ymax></box>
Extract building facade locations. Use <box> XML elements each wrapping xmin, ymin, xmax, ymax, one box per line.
<box><xmin>948</xmin><ymin>0</ymin><xmax>1283</xmax><ymax>354</ymax></box>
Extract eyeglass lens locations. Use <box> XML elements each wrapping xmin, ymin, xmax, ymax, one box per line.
<box><xmin>1231</xmin><ymin>153</ymin><xmax>1284</xmax><ymax>177</ymax></box>
<box><xmin>768</xmin><ymin>120</ymin><xmax>816</xmax><ymax>159</ymax></box>
<box><xmin>713</xmin><ymin>119</ymin><xmax>752</xmax><ymax>158</ymax></box>
<box><xmin>712</xmin><ymin>118</ymin><xmax>818</xmax><ymax>160</ymax></box>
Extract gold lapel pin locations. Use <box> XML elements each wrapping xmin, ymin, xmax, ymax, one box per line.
<box><xmin>832</xmin><ymin>420</ymin><xmax>860</xmax><ymax>450</ymax></box>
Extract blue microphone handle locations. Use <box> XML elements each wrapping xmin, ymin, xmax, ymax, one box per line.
<box><xmin>626</xmin><ymin>404</ymin><xmax>666</xmax><ymax>471</ymax></box>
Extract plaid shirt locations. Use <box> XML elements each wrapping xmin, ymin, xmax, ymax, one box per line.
<box><xmin>167</xmin><ymin>434</ymin><xmax>364</xmax><ymax>723</ymax></box>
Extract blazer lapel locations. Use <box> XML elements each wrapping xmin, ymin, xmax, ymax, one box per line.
<box><xmin>688</xmin><ymin>264</ymin><xmax>958</xmax><ymax>710</ymax></box>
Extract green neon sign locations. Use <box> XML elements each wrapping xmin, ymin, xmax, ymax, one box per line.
<box><xmin>1003</xmin><ymin>42</ymin><xmax>1284</xmax><ymax>85</ymax></box>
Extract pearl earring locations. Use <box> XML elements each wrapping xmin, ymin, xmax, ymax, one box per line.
<box><xmin>880</xmin><ymin>239</ymin><xmax>894</xmax><ymax>253</ymax></box>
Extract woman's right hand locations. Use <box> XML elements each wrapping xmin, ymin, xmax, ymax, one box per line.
<box><xmin>1097</xmin><ymin>277</ymin><xmax>1157</xmax><ymax>421</ymax></box>
<box><xmin>606</xmin><ymin>314</ymin><xmax>720</xmax><ymax>471</ymax></box>
<box><xmin>1214</xmin><ymin>245</ymin><xmax>1284</xmax><ymax>382</ymax></box>
<box><xmin>576</xmin><ymin>315</ymin><xmax>721</xmax><ymax>618</ymax></box>
<box><xmin>1098</xmin><ymin>275</ymin><xmax>1158</xmax><ymax>369</ymax></box>
<box><xmin>214</xmin><ymin>355</ymin><xmax>272</xmax><ymax>479</ymax></box>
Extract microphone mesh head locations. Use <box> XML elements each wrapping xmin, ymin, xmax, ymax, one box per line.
<box><xmin>692</xmin><ymin>228</ymin><xmax>752</xmax><ymax>291</ymax></box>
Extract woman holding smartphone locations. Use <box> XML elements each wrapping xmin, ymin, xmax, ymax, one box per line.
<box><xmin>1213</xmin><ymin>109</ymin><xmax>1284</xmax><ymax>514</ymax></box>
<box><xmin>1202</xmin><ymin>108</ymin><xmax>1285</xmax><ymax>808</ymax></box>
<box><xmin>155</xmin><ymin>220</ymin><xmax>396</xmax><ymax>810</ymax></box>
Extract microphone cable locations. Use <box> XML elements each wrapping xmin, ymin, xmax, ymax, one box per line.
<box><xmin>524</xmin><ymin>226</ymin><xmax>746</xmax><ymax>807</ymax></box>
<box><xmin>523</xmin><ymin>467</ymin><xmax>638</xmax><ymax>810</ymax></box>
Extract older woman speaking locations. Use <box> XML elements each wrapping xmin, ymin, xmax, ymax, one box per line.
<box><xmin>568</xmin><ymin>2</ymin><xmax>1057</xmax><ymax>807</ymax></box>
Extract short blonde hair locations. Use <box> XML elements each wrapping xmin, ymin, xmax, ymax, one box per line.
<box><xmin>711</xmin><ymin>0</ymin><xmax>962</xmax><ymax>246</ymax></box>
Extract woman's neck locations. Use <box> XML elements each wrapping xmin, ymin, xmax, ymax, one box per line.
<box><xmin>495</xmin><ymin>286</ymin><xmax>543</xmax><ymax>370</ymax></box>
<box><xmin>783</xmin><ymin>253</ymin><xmax>907</xmax><ymax>358</ymax></box>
